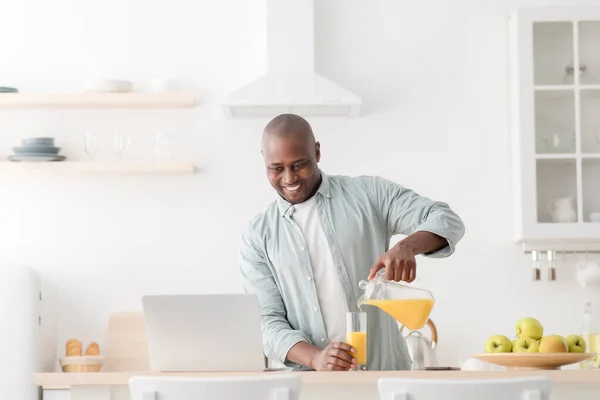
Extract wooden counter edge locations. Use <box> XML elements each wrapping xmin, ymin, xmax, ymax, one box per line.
<box><xmin>34</xmin><ymin>370</ymin><xmax>600</xmax><ymax>387</ymax></box>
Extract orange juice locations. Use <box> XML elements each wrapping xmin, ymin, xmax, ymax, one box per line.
<box><xmin>364</xmin><ymin>299</ymin><xmax>434</xmax><ymax>330</ymax></box>
<box><xmin>346</xmin><ymin>331</ymin><xmax>367</xmax><ymax>365</ymax></box>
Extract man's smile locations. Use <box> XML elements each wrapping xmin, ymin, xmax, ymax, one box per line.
<box><xmin>283</xmin><ymin>183</ymin><xmax>302</xmax><ymax>193</ymax></box>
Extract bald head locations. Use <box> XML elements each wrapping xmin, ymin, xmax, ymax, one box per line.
<box><xmin>261</xmin><ymin>113</ymin><xmax>315</xmax><ymax>150</ymax></box>
<box><xmin>260</xmin><ymin>114</ymin><xmax>322</xmax><ymax>204</ymax></box>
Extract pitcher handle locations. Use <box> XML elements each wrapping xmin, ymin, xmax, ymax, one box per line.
<box><xmin>426</xmin><ymin>319</ymin><xmax>438</xmax><ymax>348</ymax></box>
<box><xmin>401</xmin><ymin>319</ymin><xmax>438</xmax><ymax>347</ymax></box>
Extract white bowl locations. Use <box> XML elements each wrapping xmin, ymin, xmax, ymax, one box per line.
<box><xmin>84</xmin><ymin>79</ymin><xmax>132</xmax><ymax>93</ymax></box>
<box><xmin>22</xmin><ymin>137</ymin><xmax>54</xmax><ymax>146</ymax></box>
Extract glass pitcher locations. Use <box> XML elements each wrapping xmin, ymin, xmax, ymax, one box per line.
<box><xmin>357</xmin><ymin>269</ymin><xmax>435</xmax><ymax>330</ymax></box>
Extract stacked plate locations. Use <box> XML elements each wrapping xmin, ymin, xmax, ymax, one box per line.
<box><xmin>0</xmin><ymin>86</ymin><xmax>18</xmax><ymax>93</ymax></box>
<box><xmin>8</xmin><ymin>137</ymin><xmax>66</xmax><ymax>162</ymax></box>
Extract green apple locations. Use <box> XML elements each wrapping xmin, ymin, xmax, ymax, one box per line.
<box><xmin>539</xmin><ymin>335</ymin><xmax>568</xmax><ymax>353</ymax></box>
<box><xmin>565</xmin><ymin>334</ymin><xmax>587</xmax><ymax>353</ymax></box>
<box><xmin>515</xmin><ymin>317</ymin><xmax>544</xmax><ymax>340</ymax></box>
<box><xmin>484</xmin><ymin>335</ymin><xmax>512</xmax><ymax>353</ymax></box>
<box><xmin>512</xmin><ymin>337</ymin><xmax>539</xmax><ymax>353</ymax></box>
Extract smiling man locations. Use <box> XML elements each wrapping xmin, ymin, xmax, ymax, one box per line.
<box><xmin>239</xmin><ymin>113</ymin><xmax>465</xmax><ymax>371</ymax></box>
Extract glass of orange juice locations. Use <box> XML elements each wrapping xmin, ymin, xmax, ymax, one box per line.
<box><xmin>346</xmin><ymin>311</ymin><xmax>367</xmax><ymax>371</ymax></box>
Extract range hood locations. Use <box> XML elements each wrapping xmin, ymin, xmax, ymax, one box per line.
<box><xmin>221</xmin><ymin>0</ymin><xmax>362</xmax><ymax>118</ymax></box>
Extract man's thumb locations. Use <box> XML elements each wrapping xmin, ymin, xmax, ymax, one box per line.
<box><xmin>368</xmin><ymin>261</ymin><xmax>383</xmax><ymax>280</ymax></box>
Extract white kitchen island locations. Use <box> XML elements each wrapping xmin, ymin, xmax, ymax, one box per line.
<box><xmin>33</xmin><ymin>370</ymin><xmax>600</xmax><ymax>400</ymax></box>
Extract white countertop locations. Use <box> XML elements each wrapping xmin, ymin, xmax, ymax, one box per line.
<box><xmin>34</xmin><ymin>370</ymin><xmax>600</xmax><ymax>389</ymax></box>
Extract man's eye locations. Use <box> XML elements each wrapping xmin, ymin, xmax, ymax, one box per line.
<box><xmin>294</xmin><ymin>163</ymin><xmax>306</xmax><ymax>169</ymax></box>
<box><xmin>271</xmin><ymin>167</ymin><xmax>284</xmax><ymax>172</ymax></box>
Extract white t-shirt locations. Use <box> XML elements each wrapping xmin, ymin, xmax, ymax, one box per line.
<box><xmin>290</xmin><ymin>195</ymin><xmax>349</xmax><ymax>343</ymax></box>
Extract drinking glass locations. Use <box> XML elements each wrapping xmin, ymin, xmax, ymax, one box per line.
<box><xmin>346</xmin><ymin>311</ymin><xmax>367</xmax><ymax>371</ymax></box>
<box><xmin>84</xmin><ymin>132</ymin><xmax>100</xmax><ymax>160</ymax></box>
<box><xmin>153</xmin><ymin>131</ymin><xmax>171</xmax><ymax>159</ymax></box>
<box><xmin>112</xmin><ymin>133</ymin><xmax>131</xmax><ymax>161</ymax></box>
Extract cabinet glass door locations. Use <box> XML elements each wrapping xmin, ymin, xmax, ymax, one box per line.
<box><xmin>535</xmin><ymin>159</ymin><xmax>577</xmax><ymax>223</ymax></box>
<box><xmin>582</xmin><ymin>158</ymin><xmax>600</xmax><ymax>223</ymax></box>
<box><xmin>579</xmin><ymin>21</ymin><xmax>600</xmax><ymax>223</ymax></box>
<box><xmin>533</xmin><ymin>22</ymin><xmax>574</xmax><ymax>86</ymax></box>
<box><xmin>533</xmin><ymin>21</ymin><xmax>578</xmax><ymax>224</ymax></box>
<box><xmin>532</xmin><ymin>20</ymin><xmax>600</xmax><ymax>225</ymax></box>
<box><xmin>580</xmin><ymin>89</ymin><xmax>600</xmax><ymax>154</ymax></box>
<box><xmin>534</xmin><ymin>90</ymin><xmax>575</xmax><ymax>154</ymax></box>
<box><xmin>579</xmin><ymin>22</ymin><xmax>600</xmax><ymax>85</ymax></box>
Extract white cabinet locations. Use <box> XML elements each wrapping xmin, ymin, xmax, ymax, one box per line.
<box><xmin>0</xmin><ymin>266</ymin><xmax>41</xmax><ymax>400</ymax></box>
<box><xmin>509</xmin><ymin>7</ymin><xmax>600</xmax><ymax>252</ymax></box>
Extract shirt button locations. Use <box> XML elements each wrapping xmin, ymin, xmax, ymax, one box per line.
<box><xmin>321</xmin><ymin>337</ymin><xmax>326</xmax><ymax>342</ymax></box>
<box><xmin>307</xmin><ymin>276</ymin><xmax>312</xmax><ymax>281</ymax></box>
<box><xmin>300</xmin><ymin>246</ymin><xmax>305</xmax><ymax>251</ymax></box>
<box><xmin>313</xmin><ymin>306</ymin><xmax>318</xmax><ymax>312</ymax></box>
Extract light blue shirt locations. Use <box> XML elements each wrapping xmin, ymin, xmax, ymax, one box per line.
<box><xmin>239</xmin><ymin>171</ymin><xmax>465</xmax><ymax>370</ymax></box>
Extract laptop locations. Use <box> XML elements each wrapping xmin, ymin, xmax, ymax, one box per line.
<box><xmin>142</xmin><ymin>294</ymin><xmax>268</xmax><ymax>372</ymax></box>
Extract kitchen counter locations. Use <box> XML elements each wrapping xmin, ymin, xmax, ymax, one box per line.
<box><xmin>33</xmin><ymin>369</ymin><xmax>600</xmax><ymax>387</ymax></box>
<box><xmin>36</xmin><ymin>314</ymin><xmax>600</xmax><ymax>399</ymax></box>
<box><xmin>33</xmin><ymin>370</ymin><xmax>600</xmax><ymax>400</ymax></box>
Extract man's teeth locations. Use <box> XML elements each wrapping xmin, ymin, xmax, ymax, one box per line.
<box><xmin>285</xmin><ymin>184</ymin><xmax>301</xmax><ymax>192</ymax></box>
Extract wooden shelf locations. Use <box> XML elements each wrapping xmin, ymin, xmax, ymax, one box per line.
<box><xmin>0</xmin><ymin>161</ymin><xmax>196</xmax><ymax>175</ymax></box>
<box><xmin>0</xmin><ymin>92</ymin><xmax>197</xmax><ymax>108</ymax></box>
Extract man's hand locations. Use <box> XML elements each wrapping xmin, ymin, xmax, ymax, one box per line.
<box><xmin>310</xmin><ymin>342</ymin><xmax>357</xmax><ymax>371</ymax></box>
<box><xmin>368</xmin><ymin>231</ymin><xmax>448</xmax><ymax>282</ymax></box>
<box><xmin>368</xmin><ymin>244</ymin><xmax>416</xmax><ymax>282</ymax></box>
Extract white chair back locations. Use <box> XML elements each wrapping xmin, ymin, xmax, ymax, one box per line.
<box><xmin>378</xmin><ymin>376</ymin><xmax>551</xmax><ymax>400</ymax></box>
<box><xmin>129</xmin><ymin>375</ymin><xmax>301</xmax><ymax>400</ymax></box>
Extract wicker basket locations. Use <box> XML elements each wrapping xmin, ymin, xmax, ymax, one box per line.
<box><xmin>59</xmin><ymin>356</ymin><xmax>105</xmax><ymax>373</ymax></box>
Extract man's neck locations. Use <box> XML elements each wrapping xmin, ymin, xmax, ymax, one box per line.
<box><xmin>305</xmin><ymin>173</ymin><xmax>322</xmax><ymax>201</ymax></box>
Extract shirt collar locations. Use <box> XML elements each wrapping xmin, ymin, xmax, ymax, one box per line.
<box><xmin>277</xmin><ymin>170</ymin><xmax>331</xmax><ymax>217</ymax></box>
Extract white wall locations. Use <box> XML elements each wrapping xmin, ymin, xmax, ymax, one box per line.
<box><xmin>1</xmin><ymin>0</ymin><xmax>599</xmax><ymax>370</ymax></box>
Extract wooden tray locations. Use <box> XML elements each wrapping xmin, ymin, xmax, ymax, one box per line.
<box><xmin>471</xmin><ymin>353</ymin><xmax>596</xmax><ymax>370</ymax></box>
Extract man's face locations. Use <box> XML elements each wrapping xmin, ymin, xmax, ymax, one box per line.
<box><xmin>262</xmin><ymin>133</ymin><xmax>321</xmax><ymax>204</ymax></box>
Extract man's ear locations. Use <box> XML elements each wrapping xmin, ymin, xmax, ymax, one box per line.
<box><xmin>315</xmin><ymin>142</ymin><xmax>321</xmax><ymax>162</ymax></box>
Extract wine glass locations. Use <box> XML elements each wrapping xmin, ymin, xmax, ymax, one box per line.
<box><xmin>153</xmin><ymin>131</ymin><xmax>171</xmax><ymax>159</ymax></box>
<box><xmin>84</xmin><ymin>132</ymin><xmax>100</xmax><ymax>160</ymax></box>
<box><xmin>112</xmin><ymin>133</ymin><xmax>131</xmax><ymax>161</ymax></box>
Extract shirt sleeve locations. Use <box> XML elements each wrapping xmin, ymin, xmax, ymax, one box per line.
<box><xmin>366</xmin><ymin>176</ymin><xmax>466</xmax><ymax>258</ymax></box>
<box><xmin>238</xmin><ymin>227</ymin><xmax>311</xmax><ymax>366</ymax></box>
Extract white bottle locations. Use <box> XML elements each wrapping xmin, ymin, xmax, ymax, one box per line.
<box><xmin>579</xmin><ymin>302</ymin><xmax>599</xmax><ymax>369</ymax></box>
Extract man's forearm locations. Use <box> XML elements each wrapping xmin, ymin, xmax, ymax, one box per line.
<box><xmin>396</xmin><ymin>231</ymin><xmax>448</xmax><ymax>256</ymax></box>
<box><xmin>286</xmin><ymin>341</ymin><xmax>321</xmax><ymax>369</ymax></box>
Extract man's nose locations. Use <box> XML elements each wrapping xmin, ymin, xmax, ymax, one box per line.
<box><xmin>282</xmin><ymin>169</ymin><xmax>297</xmax><ymax>184</ymax></box>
